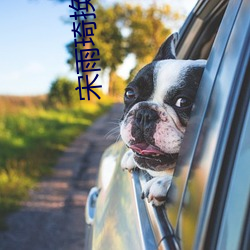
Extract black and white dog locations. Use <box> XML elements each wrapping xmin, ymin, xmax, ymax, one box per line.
<box><xmin>120</xmin><ymin>33</ymin><xmax>206</xmax><ymax>206</ymax></box>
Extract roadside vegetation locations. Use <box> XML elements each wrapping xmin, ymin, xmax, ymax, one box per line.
<box><xmin>0</xmin><ymin>78</ymin><xmax>113</xmax><ymax>230</ymax></box>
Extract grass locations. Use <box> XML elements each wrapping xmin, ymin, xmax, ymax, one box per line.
<box><xmin>0</xmin><ymin>95</ymin><xmax>113</xmax><ymax>230</ymax></box>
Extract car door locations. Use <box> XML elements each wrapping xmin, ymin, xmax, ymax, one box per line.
<box><xmin>166</xmin><ymin>0</ymin><xmax>250</xmax><ymax>249</ymax></box>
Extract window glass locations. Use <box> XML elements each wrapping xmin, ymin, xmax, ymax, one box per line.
<box><xmin>216</xmin><ymin>94</ymin><xmax>250</xmax><ymax>249</ymax></box>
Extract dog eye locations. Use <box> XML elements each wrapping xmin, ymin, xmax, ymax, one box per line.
<box><xmin>125</xmin><ymin>89</ymin><xmax>136</xmax><ymax>100</ymax></box>
<box><xmin>175</xmin><ymin>97</ymin><xmax>192</xmax><ymax>108</ymax></box>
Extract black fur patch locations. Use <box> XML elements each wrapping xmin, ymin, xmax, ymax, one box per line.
<box><xmin>122</xmin><ymin>62</ymin><xmax>156</xmax><ymax>118</ymax></box>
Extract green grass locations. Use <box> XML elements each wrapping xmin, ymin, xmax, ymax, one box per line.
<box><xmin>0</xmin><ymin>96</ymin><xmax>113</xmax><ymax>230</ymax></box>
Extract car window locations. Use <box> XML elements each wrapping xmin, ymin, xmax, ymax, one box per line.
<box><xmin>177</xmin><ymin>0</ymin><xmax>228</xmax><ymax>60</ymax></box>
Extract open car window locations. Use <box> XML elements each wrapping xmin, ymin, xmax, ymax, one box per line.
<box><xmin>177</xmin><ymin>0</ymin><xmax>229</xmax><ymax>60</ymax></box>
<box><xmin>135</xmin><ymin>0</ymin><xmax>231</xmax><ymax>247</ymax></box>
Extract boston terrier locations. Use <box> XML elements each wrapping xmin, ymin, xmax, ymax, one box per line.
<box><xmin>120</xmin><ymin>33</ymin><xmax>206</xmax><ymax>206</ymax></box>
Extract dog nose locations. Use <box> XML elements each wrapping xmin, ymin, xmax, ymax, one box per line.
<box><xmin>135</xmin><ymin>109</ymin><xmax>159</xmax><ymax>130</ymax></box>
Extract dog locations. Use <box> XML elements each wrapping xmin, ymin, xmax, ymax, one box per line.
<box><xmin>120</xmin><ymin>33</ymin><xmax>206</xmax><ymax>206</ymax></box>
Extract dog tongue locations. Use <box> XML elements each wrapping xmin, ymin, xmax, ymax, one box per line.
<box><xmin>130</xmin><ymin>143</ymin><xmax>163</xmax><ymax>155</ymax></box>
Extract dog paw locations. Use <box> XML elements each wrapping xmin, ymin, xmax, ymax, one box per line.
<box><xmin>121</xmin><ymin>149</ymin><xmax>135</xmax><ymax>172</ymax></box>
<box><xmin>141</xmin><ymin>175</ymin><xmax>172</xmax><ymax>206</ymax></box>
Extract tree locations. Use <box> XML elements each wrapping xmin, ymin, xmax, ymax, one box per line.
<box><xmin>126</xmin><ymin>5</ymin><xmax>172</xmax><ymax>64</ymax></box>
<box><xmin>46</xmin><ymin>0</ymin><xmax>176</xmax><ymax>95</ymax></box>
<box><xmin>64</xmin><ymin>2</ymin><xmax>126</xmax><ymax>97</ymax></box>
<box><xmin>121</xmin><ymin>4</ymin><xmax>172</xmax><ymax>81</ymax></box>
<box><xmin>109</xmin><ymin>71</ymin><xmax>126</xmax><ymax>98</ymax></box>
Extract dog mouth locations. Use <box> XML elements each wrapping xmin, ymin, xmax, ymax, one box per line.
<box><xmin>129</xmin><ymin>143</ymin><xmax>178</xmax><ymax>164</ymax></box>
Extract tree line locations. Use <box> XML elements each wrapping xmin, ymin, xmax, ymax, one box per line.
<box><xmin>49</xmin><ymin>0</ymin><xmax>178</xmax><ymax>100</ymax></box>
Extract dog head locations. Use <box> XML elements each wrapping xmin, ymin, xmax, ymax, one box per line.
<box><xmin>120</xmin><ymin>33</ymin><xmax>206</xmax><ymax>174</ymax></box>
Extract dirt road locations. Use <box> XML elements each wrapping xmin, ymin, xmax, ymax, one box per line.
<box><xmin>0</xmin><ymin>103</ymin><xmax>123</xmax><ymax>250</ymax></box>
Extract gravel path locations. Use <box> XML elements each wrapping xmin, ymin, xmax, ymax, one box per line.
<box><xmin>0</xmin><ymin>103</ymin><xmax>123</xmax><ymax>250</ymax></box>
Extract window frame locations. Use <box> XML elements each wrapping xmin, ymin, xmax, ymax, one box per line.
<box><xmin>135</xmin><ymin>0</ymin><xmax>232</xmax><ymax>248</ymax></box>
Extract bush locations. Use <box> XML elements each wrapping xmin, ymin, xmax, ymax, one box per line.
<box><xmin>48</xmin><ymin>77</ymin><xmax>78</xmax><ymax>107</ymax></box>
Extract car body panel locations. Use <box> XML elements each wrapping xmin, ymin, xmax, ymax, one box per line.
<box><xmin>92</xmin><ymin>142</ymin><xmax>159</xmax><ymax>250</ymax></box>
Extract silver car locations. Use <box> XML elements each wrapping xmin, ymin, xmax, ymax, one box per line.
<box><xmin>85</xmin><ymin>0</ymin><xmax>250</xmax><ymax>249</ymax></box>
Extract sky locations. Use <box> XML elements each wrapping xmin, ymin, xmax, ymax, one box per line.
<box><xmin>0</xmin><ymin>0</ymin><xmax>197</xmax><ymax>96</ymax></box>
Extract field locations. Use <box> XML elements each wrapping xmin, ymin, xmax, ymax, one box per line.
<box><xmin>0</xmin><ymin>95</ymin><xmax>113</xmax><ymax>229</ymax></box>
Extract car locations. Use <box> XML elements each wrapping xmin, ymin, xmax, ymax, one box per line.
<box><xmin>85</xmin><ymin>0</ymin><xmax>250</xmax><ymax>249</ymax></box>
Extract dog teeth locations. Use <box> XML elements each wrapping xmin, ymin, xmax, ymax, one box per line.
<box><xmin>152</xmin><ymin>154</ymin><xmax>160</xmax><ymax>157</ymax></box>
<box><xmin>135</xmin><ymin>152</ymin><xmax>162</xmax><ymax>158</ymax></box>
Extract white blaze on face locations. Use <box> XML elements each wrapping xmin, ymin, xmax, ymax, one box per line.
<box><xmin>152</xmin><ymin>59</ymin><xmax>186</xmax><ymax>104</ymax></box>
<box><xmin>152</xmin><ymin>59</ymin><xmax>206</xmax><ymax>104</ymax></box>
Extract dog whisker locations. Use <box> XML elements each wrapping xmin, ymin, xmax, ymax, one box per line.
<box><xmin>115</xmin><ymin>134</ymin><xmax>122</xmax><ymax>143</ymax></box>
<box><xmin>106</xmin><ymin>118</ymin><xmax>121</xmax><ymax>125</ymax></box>
<box><xmin>105</xmin><ymin>127</ymin><xmax>120</xmax><ymax>140</ymax></box>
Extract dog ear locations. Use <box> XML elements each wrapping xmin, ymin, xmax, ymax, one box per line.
<box><xmin>153</xmin><ymin>32</ymin><xmax>179</xmax><ymax>61</ymax></box>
